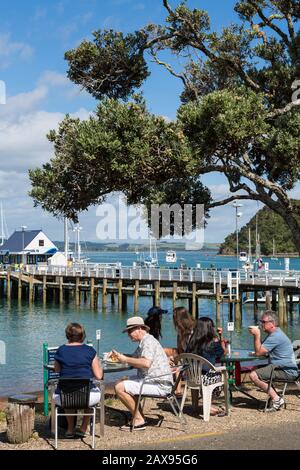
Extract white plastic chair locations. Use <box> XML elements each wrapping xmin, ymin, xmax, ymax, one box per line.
<box><xmin>176</xmin><ymin>353</ymin><xmax>229</xmax><ymax>422</ymax></box>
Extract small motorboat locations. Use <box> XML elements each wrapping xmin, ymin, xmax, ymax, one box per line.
<box><xmin>166</xmin><ymin>250</ymin><xmax>177</xmax><ymax>263</ymax></box>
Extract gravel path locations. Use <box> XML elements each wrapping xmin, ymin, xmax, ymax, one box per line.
<box><xmin>0</xmin><ymin>384</ymin><xmax>299</xmax><ymax>450</ymax></box>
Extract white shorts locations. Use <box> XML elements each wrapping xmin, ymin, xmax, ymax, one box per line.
<box><xmin>53</xmin><ymin>387</ymin><xmax>101</xmax><ymax>407</ymax></box>
<box><xmin>123</xmin><ymin>378</ymin><xmax>169</xmax><ymax>396</ymax></box>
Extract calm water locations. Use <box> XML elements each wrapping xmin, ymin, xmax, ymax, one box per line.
<box><xmin>0</xmin><ymin>252</ymin><xmax>299</xmax><ymax>396</ymax></box>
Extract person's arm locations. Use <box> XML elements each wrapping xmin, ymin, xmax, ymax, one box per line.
<box><xmin>216</xmin><ymin>327</ymin><xmax>227</xmax><ymax>352</ymax></box>
<box><xmin>54</xmin><ymin>360</ymin><xmax>61</xmax><ymax>373</ymax></box>
<box><xmin>112</xmin><ymin>349</ymin><xmax>151</xmax><ymax>369</ymax></box>
<box><xmin>92</xmin><ymin>356</ymin><xmax>103</xmax><ymax>380</ymax></box>
<box><xmin>249</xmin><ymin>328</ymin><xmax>268</xmax><ymax>356</ymax></box>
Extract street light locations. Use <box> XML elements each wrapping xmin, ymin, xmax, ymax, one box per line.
<box><xmin>20</xmin><ymin>225</ymin><xmax>27</xmax><ymax>267</ymax></box>
<box><xmin>231</xmin><ymin>203</ymin><xmax>243</xmax><ymax>270</ymax></box>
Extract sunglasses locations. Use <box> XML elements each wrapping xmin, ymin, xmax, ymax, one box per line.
<box><xmin>259</xmin><ymin>320</ymin><xmax>273</xmax><ymax>324</ymax></box>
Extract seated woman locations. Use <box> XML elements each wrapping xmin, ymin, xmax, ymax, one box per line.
<box><xmin>54</xmin><ymin>322</ymin><xmax>103</xmax><ymax>438</ymax></box>
<box><xmin>186</xmin><ymin>316</ymin><xmax>227</xmax><ymax>416</ymax></box>
<box><xmin>144</xmin><ymin>306</ymin><xmax>167</xmax><ymax>341</ymax></box>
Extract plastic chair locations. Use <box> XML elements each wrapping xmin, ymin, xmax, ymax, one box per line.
<box><xmin>54</xmin><ymin>378</ymin><xmax>100</xmax><ymax>449</ymax></box>
<box><xmin>176</xmin><ymin>353</ymin><xmax>229</xmax><ymax>422</ymax></box>
<box><xmin>132</xmin><ymin>365</ymin><xmax>189</xmax><ymax>431</ymax></box>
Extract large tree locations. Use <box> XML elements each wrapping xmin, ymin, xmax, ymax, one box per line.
<box><xmin>29</xmin><ymin>1</ymin><xmax>300</xmax><ymax>247</ymax></box>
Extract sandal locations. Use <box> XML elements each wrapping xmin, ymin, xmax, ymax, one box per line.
<box><xmin>65</xmin><ymin>431</ymin><xmax>75</xmax><ymax>438</ymax></box>
<box><xmin>75</xmin><ymin>428</ymin><xmax>87</xmax><ymax>438</ymax></box>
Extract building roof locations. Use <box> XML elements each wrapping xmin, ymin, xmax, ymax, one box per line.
<box><xmin>0</xmin><ymin>230</ymin><xmax>43</xmax><ymax>253</ymax></box>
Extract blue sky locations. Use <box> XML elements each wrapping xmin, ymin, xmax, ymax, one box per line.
<box><xmin>0</xmin><ymin>0</ymin><xmax>289</xmax><ymax>245</ymax></box>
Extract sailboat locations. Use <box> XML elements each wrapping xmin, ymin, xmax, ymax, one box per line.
<box><xmin>142</xmin><ymin>235</ymin><xmax>158</xmax><ymax>268</ymax></box>
<box><xmin>271</xmin><ymin>238</ymin><xmax>278</xmax><ymax>261</ymax></box>
<box><xmin>242</xmin><ymin>227</ymin><xmax>254</xmax><ymax>270</ymax></box>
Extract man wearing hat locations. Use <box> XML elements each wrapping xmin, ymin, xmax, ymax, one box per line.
<box><xmin>112</xmin><ymin>316</ymin><xmax>173</xmax><ymax>431</ymax></box>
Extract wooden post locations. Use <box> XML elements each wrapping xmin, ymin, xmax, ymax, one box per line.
<box><xmin>59</xmin><ymin>276</ymin><xmax>63</xmax><ymax>304</ymax></box>
<box><xmin>102</xmin><ymin>278</ymin><xmax>108</xmax><ymax>308</ymax></box>
<box><xmin>253</xmin><ymin>291</ymin><xmax>258</xmax><ymax>317</ymax></box>
<box><xmin>90</xmin><ymin>277</ymin><xmax>95</xmax><ymax>308</ymax></box>
<box><xmin>278</xmin><ymin>287</ymin><xmax>286</xmax><ymax>326</ymax></box>
<box><xmin>192</xmin><ymin>283</ymin><xmax>197</xmax><ymax>319</ymax></box>
<box><xmin>118</xmin><ymin>279</ymin><xmax>123</xmax><ymax>311</ymax></box>
<box><xmin>154</xmin><ymin>281</ymin><xmax>160</xmax><ymax>307</ymax></box>
<box><xmin>6</xmin><ymin>394</ymin><xmax>37</xmax><ymax>444</ymax></box>
<box><xmin>43</xmin><ymin>275</ymin><xmax>47</xmax><ymax>304</ymax></box>
<box><xmin>272</xmin><ymin>290</ymin><xmax>277</xmax><ymax>311</ymax></box>
<box><xmin>235</xmin><ymin>300</ymin><xmax>241</xmax><ymax>323</ymax></box>
<box><xmin>29</xmin><ymin>275</ymin><xmax>34</xmax><ymax>303</ymax></box>
<box><xmin>6</xmin><ymin>271</ymin><xmax>11</xmax><ymax>299</ymax></box>
<box><xmin>75</xmin><ymin>277</ymin><xmax>80</xmax><ymax>306</ymax></box>
<box><xmin>122</xmin><ymin>292</ymin><xmax>127</xmax><ymax>310</ymax></box>
<box><xmin>173</xmin><ymin>282</ymin><xmax>177</xmax><ymax>309</ymax></box>
<box><xmin>134</xmin><ymin>280</ymin><xmax>139</xmax><ymax>314</ymax></box>
<box><xmin>18</xmin><ymin>271</ymin><xmax>22</xmax><ymax>301</ymax></box>
<box><xmin>265</xmin><ymin>290</ymin><xmax>272</xmax><ymax>310</ymax></box>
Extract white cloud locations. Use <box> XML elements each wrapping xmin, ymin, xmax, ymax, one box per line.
<box><xmin>39</xmin><ymin>71</ymin><xmax>69</xmax><ymax>87</ymax></box>
<box><xmin>0</xmin><ymin>33</ymin><xmax>34</xmax><ymax>67</ymax></box>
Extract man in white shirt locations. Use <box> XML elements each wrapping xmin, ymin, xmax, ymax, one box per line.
<box><xmin>112</xmin><ymin>316</ymin><xmax>173</xmax><ymax>431</ymax></box>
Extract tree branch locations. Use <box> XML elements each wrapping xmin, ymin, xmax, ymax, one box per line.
<box><xmin>268</xmin><ymin>99</ymin><xmax>300</xmax><ymax>118</ymax></box>
<box><xmin>248</xmin><ymin>0</ymin><xmax>291</xmax><ymax>48</ymax></box>
<box><xmin>208</xmin><ymin>194</ymin><xmax>256</xmax><ymax>209</ymax></box>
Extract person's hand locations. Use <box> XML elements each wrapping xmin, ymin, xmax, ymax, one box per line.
<box><xmin>248</xmin><ymin>326</ymin><xmax>260</xmax><ymax>337</ymax></box>
<box><xmin>169</xmin><ymin>355</ymin><xmax>175</xmax><ymax>367</ymax></box>
<box><xmin>216</xmin><ymin>327</ymin><xmax>223</xmax><ymax>336</ymax></box>
<box><xmin>112</xmin><ymin>349</ymin><xmax>127</xmax><ymax>364</ymax></box>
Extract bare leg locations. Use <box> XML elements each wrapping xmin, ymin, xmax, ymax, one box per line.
<box><xmin>80</xmin><ymin>415</ymin><xmax>90</xmax><ymax>433</ymax></box>
<box><xmin>249</xmin><ymin>370</ymin><xmax>279</xmax><ymax>401</ymax></box>
<box><xmin>65</xmin><ymin>413</ymin><xmax>75</xmax><ymax>433</ymax></box>
<box><xmin>115</xmin><ymin>382</ymin><xmax>145</xmax><ymax>425</ymax></box>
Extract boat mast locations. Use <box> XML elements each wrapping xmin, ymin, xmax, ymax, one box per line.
<box><xmin>248</xmin><ymin>227</ymin><xmax>252</xmax><ymax>262</ymax></box>
<box><xmin>0</xmin><ymin>202</ymin><xmax>4</xmax><ymax>246</ymax></box>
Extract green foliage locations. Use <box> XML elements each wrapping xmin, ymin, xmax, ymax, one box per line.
<box><xmin>65</xmin><ymin>30</ymin><xmax>150</xmax><ymax>100</ymax></box>
<box><xmin>220</xmin><ymin>204</ymin><xmax>300</xmax><ymax>255</ymax></box>
<box><xmin>29</xmin><ymin>97</ymin><xmax>211</xmax><ymax>226</ymax></box>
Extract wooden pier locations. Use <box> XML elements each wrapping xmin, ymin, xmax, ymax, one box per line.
<box><xmin>1</xmin><ymin>265</ymin><xmax>300</xmax><ymax>325</ymax></box>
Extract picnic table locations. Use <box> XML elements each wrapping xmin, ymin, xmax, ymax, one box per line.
<box><xmin>221</xmin><ymin>349</ymin><xmax>269</xmax><ymax>407</ymax></box>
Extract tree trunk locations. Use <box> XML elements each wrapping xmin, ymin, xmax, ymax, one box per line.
<box><xmin>6</xmin><ymin>395</ymin><xmax>37</xmax><ymax>444</ymax></box>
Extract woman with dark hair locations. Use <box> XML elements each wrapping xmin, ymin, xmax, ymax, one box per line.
<box><xmin>144</xmin><ymin>306</ymin><xmax>167</xmax><ymax>341</ymax></box>
<box><xmin>54</xmin><ymin>323</ymin><xmax>103</xmax><ymax>438</ymax></box>
<box><xmin>186</xmin><ymin>316</ymin><xmax>226</xmax><ymax>367</ymax></box>
<box><xmin>186</xmin><ymin>317</ymin><xmax>227</xmax><ymax>416</ymax></box>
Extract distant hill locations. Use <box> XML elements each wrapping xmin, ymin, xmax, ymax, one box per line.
<box><xmin>53</xmin><ymin>241</ymin><xmax>220</xmax><ymax>252</ymax></box>
<box><xmin>219</xmin><ymin>205</ymin><xmax>299</xmax><ymax>255</ymax></box>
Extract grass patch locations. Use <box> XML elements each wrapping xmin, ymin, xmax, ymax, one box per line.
<box><xmin>104</xmin><ymin>398</ymin><xmax>120</xmax><ymax>407</ymax></box>
<box><xmin>0</xmin><ymin>411</ymin><xmax>6</xmax><ymax>423</ymax></box>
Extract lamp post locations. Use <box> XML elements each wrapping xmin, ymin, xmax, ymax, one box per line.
<box><xmin>21</xmin><ymin>225</ymin><xmax>27</xmax><ymax>267</ymax></box>
<box><xmin>232</xmin><ymin>203</ymin><xmax>243</xmax><ymax>270</ymax></box>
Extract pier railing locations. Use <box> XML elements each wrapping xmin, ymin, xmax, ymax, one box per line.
<box><xmin>24</xmin><ymin>264</ymin><xmax>233</xmax><ymax>285</ymax></box>
<box><xmin>20</xmin><ymin>264</ymin><xmax>300</xmax><ymax>288</ymax></box>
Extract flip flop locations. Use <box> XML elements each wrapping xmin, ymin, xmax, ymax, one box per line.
<box><xmin>75</xmin><ymin>429</ymin><xmax>87</xmax><ymax>438</ymax></box>
<box><xmin>65</xmin><ymin>431</ymin><xmax>75</xmax><ymax>438</ymax></box>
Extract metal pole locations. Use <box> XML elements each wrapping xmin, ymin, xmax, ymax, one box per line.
<box><xmin>236</xmin><ymin>207</ymin><xmax>238</xmax><ymax>270</ymax></box>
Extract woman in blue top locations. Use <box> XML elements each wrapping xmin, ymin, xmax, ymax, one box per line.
<box><xmin>54</xmin><ymin>323</ymin><xmax>103</xmax><ymax>438</ymax></box>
